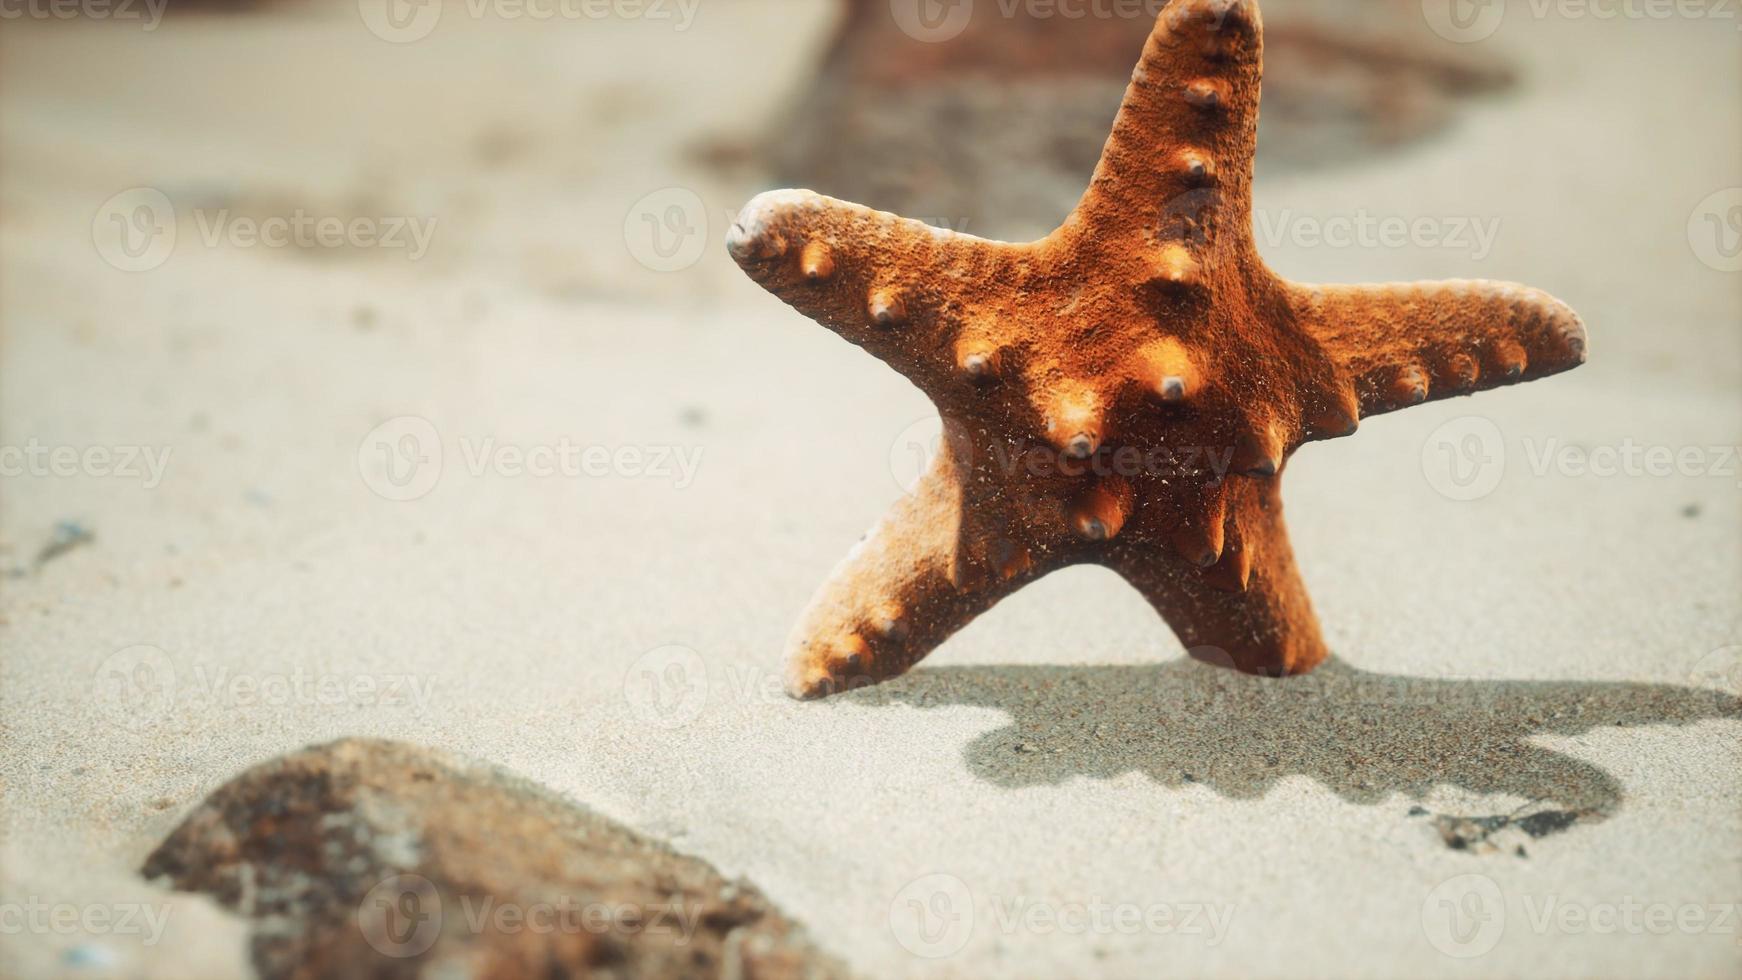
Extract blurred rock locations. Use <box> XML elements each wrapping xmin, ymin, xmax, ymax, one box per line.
<box><xmin>764</xmin><ymin>0</ymin><xmax>1515</xmax><ymax>240</ymax></box>
<box><xmin>142</xmin><ymin>739</ymin><xmax>848</xmax><ymax>980</ymax></box>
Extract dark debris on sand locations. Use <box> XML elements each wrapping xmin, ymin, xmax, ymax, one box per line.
<box><xmin>142</xmin><ymin>739</ymin><xmax>848</xmax><ymax>980</ymax></box>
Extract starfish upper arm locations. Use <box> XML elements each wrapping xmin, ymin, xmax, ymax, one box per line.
<box><xmin>1291</xmin><ymin>279</ymin><xmax>1589</xmax><ymax>418</ymax></box>
<box><xmin>727</xmin><ymin>190</ymin><xmax>1019</xmax><ymax>393</ymax></box>
<box><xmin>1066</xmin><ymin>0</ymin><xmax>1264</xmax><ymax>244</ymax></box>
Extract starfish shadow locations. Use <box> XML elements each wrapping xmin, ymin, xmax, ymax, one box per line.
<box><xmin>845</xmin><ymin>657</ymin><xmax>1741</xmax><ymax>844</ymax></box>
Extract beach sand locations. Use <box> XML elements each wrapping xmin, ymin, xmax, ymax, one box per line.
<box><xmin>1</xmin><ymin>2</ymin><xmax>1738</xmax><ymax>977</ymax></box>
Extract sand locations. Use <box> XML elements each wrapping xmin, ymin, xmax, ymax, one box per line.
<box><xmin>1</xmin><ymin>2</ymin><xmax>1738</xmax><ymax>977</ymax></box>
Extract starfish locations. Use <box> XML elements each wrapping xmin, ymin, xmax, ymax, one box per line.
<box><xmin>727</xmin><ymin>0</ymin><xmax>1587</xmax><ymax>700</ymax></box>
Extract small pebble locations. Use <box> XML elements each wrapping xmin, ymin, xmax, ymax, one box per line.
<box><xmin>62</xmin><ymin>944</ymin><xmax>118</xmax><ymax>969</ymax></box>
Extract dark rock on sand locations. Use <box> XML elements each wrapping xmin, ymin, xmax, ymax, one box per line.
<box><xmin>141</xmin><ymin>739</ymin><xmax>847</xmax><ymax>980</ymax></box>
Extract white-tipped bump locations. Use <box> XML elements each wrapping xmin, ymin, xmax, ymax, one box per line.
<box><xmin>1389</xmin><ymin>365</ymin><xmax>1429</xmax><ymax>405</ymax></box>
<box><xmin>1148</xmin><ymin>244</ymin><xmax>1201</xmax><ymax>288</ymax></box>
<box><xmin>1176</xmin><ymin>149</ymin><xmax>1216</xmax><ymax>185</ymax></box>
<box><xmin>1233</xmin><ymin>424</ymin><xmax>1285</xmax><ymax>477</ymax></box>
<box><xmin>1069</xmin><ymin>480</ymin><xmax>1133</xmax><ymax>542</ymax></box>
<box><xmin>959</xmin><ymin>346</ymin><xmax>1001</xmax><ymax>383</ymax></box>
<box><xmin>1184</xmin><ymin>79</ymin><xmax>1228</xmax><ymax>109</ymax></box>
<box><xmin>727</xmin><ymin>190</ymin><xmax>813</xmax><ymax>262</ymax></box>
<box><xmin>1495</xmin><ymin>339</ymin><xmax>1528</xmax><ymax>378</ymax></box>
<box><xmin>1308</xmin><ymin>388</ymin><xmax>1360</xmax><ymax>439</ymax></box>
<box><xmin>870</xmin><ymin>604</ymin><xmax>908</xmax><ymax>641</ymax></box>
<box><xmin>988</xmin><ymin>537</ymin><xmax>1033</xmax><ymax>581</ymax></box>
<box><xmin>868</xmin><ymin>287</ymin><xmax>907</xmax><ymax>328</ymax></box>
<box><xmin>1140</xmin><ymin>337</ymin><xmax>1199</xmax><ymax>403</ymax></box>
<box><xmin>800</xmin><ymin>241</ymin><xmax>836</xmax><ymax>281</ymax></box>
<box><xmin>1042</xmin><ymin>389</ymin><xmax>1106</xmax><ymax>460</ymax></box>
<box><xmin>1447</xmin><ymin>352</ymin><xmax>1480</xmax><ymax>389</ymax></box>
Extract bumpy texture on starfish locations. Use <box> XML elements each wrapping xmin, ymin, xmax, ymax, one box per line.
<box><xmin>728</xmin><ymin>0</ymin><xmax>1587</xmax><ymax>700</ymax></box>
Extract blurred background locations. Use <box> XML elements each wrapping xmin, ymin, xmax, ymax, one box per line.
<box><xmin>1</xmin><ymin>1</ymin><xmax>1739</xmax><ymax>978</ymax></box>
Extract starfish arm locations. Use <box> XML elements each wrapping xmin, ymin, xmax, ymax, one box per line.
<box><xmin>1290</xmin><ymin>279</ymin><xmax>1588</xmax><ymax>420</ymax></box>
<box><xmin>1062</xmin><ymin>0</ymin><xmax>1263</xmax><ymax>248</ymax></box>
<box><xmin>782</xmin><ymin>423</ymin><xmax>1049</xmax><ymax>699</ymax></box>
<box><xmin>1106</xmin><ymin>480</ymin><xmax>1327</xmax><ymax>677</ymax></box>
<box><xmin>726</xmin><ymin>189</ymin><xmax>1019</xmax><ymax>395</ymax></box>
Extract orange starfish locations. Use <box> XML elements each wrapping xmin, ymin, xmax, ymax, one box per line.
<box><xmin>728</xmin><ymin>0</ymin><xmax>1587</xmax><ymax>699</ymax></box>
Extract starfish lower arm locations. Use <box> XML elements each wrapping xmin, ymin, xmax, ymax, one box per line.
<box><xmin>783</xmin><ymin>421</ymin><xmax>1043</xmax><ymax>698</ymax></box>
<box><xmin>1108</xmin><ymin>479</ymin><xmax>1326</xmax><ymax>678</ymax></box>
